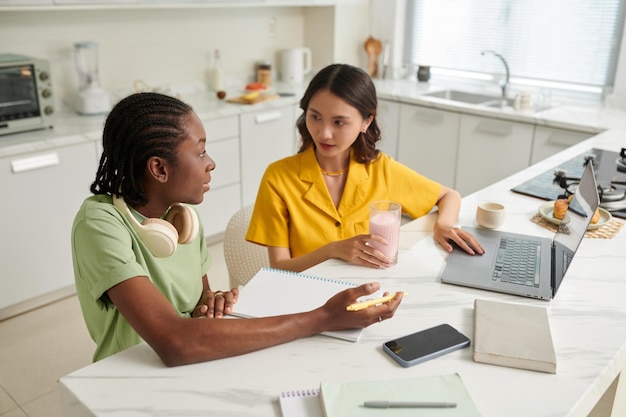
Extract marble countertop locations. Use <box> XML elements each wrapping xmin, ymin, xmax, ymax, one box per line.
<box><xmin>59</xmin><ymin>129</ymin><xmax>626</xmax><ymax>417</ymax></box>
<box><xmin>0</xmin><ymin>83</ymin><xmax>302</xmax><ymax>159</ymax></box>
<box><xmin>2</xmin><ymin>78</ymin><xmax>625</xmax><ymax>160</ymax></box>
<box><xmin>373</xmin><ymin>78</ymin><xmax>626</xmax><ymax>133</ymax></box>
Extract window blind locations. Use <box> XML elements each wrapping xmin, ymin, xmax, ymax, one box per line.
<box><xmin>403</xmin><ymin>0</ymin><xmax>626</xmax><ymax>90</ymax></box>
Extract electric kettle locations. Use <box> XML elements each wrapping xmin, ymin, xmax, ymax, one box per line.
<box><xmin>280</xmin><ymin>48</ymin><xmax>312</xmax><ymax>83</ymax></box>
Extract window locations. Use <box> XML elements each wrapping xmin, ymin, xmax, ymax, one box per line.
<box><xmin>403</xmin><ymin>0</ymin><xmax>626</xmax><ymax>93</ymax></box>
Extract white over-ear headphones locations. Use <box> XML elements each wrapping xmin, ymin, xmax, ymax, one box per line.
<box><xmin>113</xmin><ymin>194</ymin><xmax>199</xmax><ymax>258</ymax></box>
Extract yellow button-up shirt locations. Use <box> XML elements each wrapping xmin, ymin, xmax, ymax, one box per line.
<box><xmin>246</xmin><ymin>147</ymin><xmax>441</xmax><ymax>258</ymax></box>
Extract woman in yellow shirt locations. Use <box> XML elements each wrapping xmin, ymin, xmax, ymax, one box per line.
<box><xmin>246</xmin><ymin>64</ymin><xmax>483</xmax><ymax>272</ymax></box>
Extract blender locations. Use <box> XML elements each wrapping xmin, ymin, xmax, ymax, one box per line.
<box><xmin>70</xmin><ymin>41</ymin><xmax>110</xmax><ymax>115</ymax></box>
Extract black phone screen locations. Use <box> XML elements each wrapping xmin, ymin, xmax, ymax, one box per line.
<box><xmin>383</xmin><ymin>323</ymin><xmax>470</xmax><ymax>367</ymax></box>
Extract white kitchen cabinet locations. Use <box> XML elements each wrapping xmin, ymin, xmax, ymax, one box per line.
<box><xmin>1</xmin><ymin>0</ymin><xmax>333</xmax><ymax>8</ymax></box>
<box><xmin>396</xmin><ymin>103</ymin><xmax>460</xmax><ymax>188</ymax></box>
<box><xmin>0</xmin><ymin>140</ymin><xmax>98</xmax><ymax>319</ymax></box>
<box><xmin>376</xmin><ymin>99</ymin><xmax>400</xmax><ymax>159</ymax></box>
<box><xmin>293</xmin><ymin>105</ymin><xmax>303</xmax><ymax>153</ymax></box>
<box><xmin>240</xmin><ymin>104</ymin><xmax>296</xmax><ymax>206</ymax></box>
<box><xmin>531</xmin><ymin>126</ymin><xmax>592</xmax><ymax>165</ymax></box>
<box><xmin>455</xmin><ymin>114</ymin><xmax>534</xmax><ymax>196</ymax></box>
<box><xmin>200</xmin><ymin>185</ymin><xmax>241</xmax><ymax>241</ymax></box>
<box><xmin>0</xmin><ymin>0</ymin><xmax>52</xmax><ymax>4</ymax></box>
<box><xmin>196</xmin><ymin>115</ymin><xmax>242</xmax><ymax>239</ymax></box>
<box><xmin>54</xmin><ymin>0</ymin><xmax>136</xmax><ymax>3</ymax></box>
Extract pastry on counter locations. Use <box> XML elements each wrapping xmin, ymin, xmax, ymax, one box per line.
<box><xmin>553</xmin><ymin>197</ymin><xmax>600</xmax><ymax>224</ymax></box>
<box><xmin>553</xmin><ymin>199</ymin><xmax>569</xmax><ymax>220</ymax></box>
<box><xmin>591</xmin><ymin>208</ymin><xmax>601</xmax><ymax>224</ymax></box>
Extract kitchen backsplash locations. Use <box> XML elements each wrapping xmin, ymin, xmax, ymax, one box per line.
<box><xmin>0</xmin><ymin>7</ymin><xmax>315</xmax><ymax>103</ymax></box>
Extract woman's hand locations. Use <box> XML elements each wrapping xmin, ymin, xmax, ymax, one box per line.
<box><xmin>317</xmin><ymin>282</ymin><xmax>404</xmax><ymax>330</ymax></box>
<box><xmin>329</xmin><ymin>234</ymin><xmax>393</xmax><ymax>269</ymax></box>
<box><xmin>433</xmin><ymin>186</ymin><xmax>483</xmax><ymax>255</ymax></box>
<box><xmin>192</xmin><ymin>288</ymin><xmax>240</xmax><ymax>319</ymax></box>
<box><xmin>433</xmin><ymin>224</ymin><xmax>484</xmax><ymax>255</ymax></box>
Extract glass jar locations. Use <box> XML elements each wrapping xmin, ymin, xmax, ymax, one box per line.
<box><xmin>257</xmin><ymin>62</ymin><xmax>272</xmax><ymax>87</ymax></box>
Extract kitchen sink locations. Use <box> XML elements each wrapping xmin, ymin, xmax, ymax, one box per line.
<box><xmin>423</xmin><ymin>89</ymin><xmax>499</xmax><ymax>104</ymax></box>
<box><xmin>481</xmin><ymin>98</ymin><xmax>515</xmax><ymax>108</ymax></box>
<box><xmin>422</xmin><ymin>89</ymin><xmax>550</xmax><ymax>112</ymax></box>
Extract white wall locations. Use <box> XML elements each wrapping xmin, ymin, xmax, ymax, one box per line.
<box><xmin>370</xmin><ymin>0</ymin><xmax>406</xmax><ymax>79</ymax></box>
<box><xmin>0</xmin><ymin>7</ymin><xmax>309</xmax><ymax>101</ymax></box>
<box><xmin>332</xmin><ymin>0</ymin><xmax>370</xmax><ymax>69</ymax></box>
<box><xmin>300</xmin><ymin>0</ymin><xmax>371</xmax><ymax>78</ymax></box>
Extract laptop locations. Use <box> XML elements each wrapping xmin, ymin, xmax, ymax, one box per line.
<box><xmin>441</xmin><ymin>162</ymin><xmax>599</xmax><ymax>300</ymax></box>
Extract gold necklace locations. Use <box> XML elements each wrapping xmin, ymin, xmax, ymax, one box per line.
<box><xmin>320</xmin><ymin>167</ymin><xmax>348</xmax><ymax>177</ymax></box>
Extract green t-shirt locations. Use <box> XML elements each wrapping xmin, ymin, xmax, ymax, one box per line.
<box><xmin>71</xmin><ymin>194</ymin><xmax>211</xmax><ymax>362</ymax></box>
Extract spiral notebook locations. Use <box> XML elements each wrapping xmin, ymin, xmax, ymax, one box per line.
<box><xmin>279</xmin><ymin>374</ymin><xmax>481</xmax><ymax>417</ymax></box>
<box><xmin>231</xmin><ymin>267</ymin><xmax>376</xmax><ymax>342</ymax></box>
<box><xmin>279</xmin><ymin>389</ymin><xmax>322</xmax><ymax>417</ymax></box>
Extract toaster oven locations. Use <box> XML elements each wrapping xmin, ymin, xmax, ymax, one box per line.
<box><xmin>0</xmin><ymin>53</ymin><xmax>55</xmax><ymax>136</ymax></box>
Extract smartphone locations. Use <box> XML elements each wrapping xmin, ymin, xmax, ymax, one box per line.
<box><xmin>383</xmin><ymin>324</ymin><xmax>470</xmax><ymax>367</ymax></box>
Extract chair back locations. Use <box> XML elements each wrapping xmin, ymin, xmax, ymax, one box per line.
<box><xmin>223</xmin><ymin>205</ymin><xmax>269</xmax><ymax>286</ymax></box>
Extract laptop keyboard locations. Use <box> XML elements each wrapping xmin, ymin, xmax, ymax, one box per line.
<box><xmin>493</xmin><ymin>237</ymin><xmax>541</xmax><ymax>287</ymax></box>
<box><xmin>563</xmin><ymin>251</ymin><xmax>573</xmax><ymax>273</ymax></box>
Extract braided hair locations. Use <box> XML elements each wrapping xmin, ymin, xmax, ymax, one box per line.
<box><xmin>90</xmin><ymin>92</ymin><xmax>193</xmax><ymax>206</ymax></box>
<box><xmin>296</xmin><ymin>64</ymin><xmax>381</xmax><ymax>163</ymax></box>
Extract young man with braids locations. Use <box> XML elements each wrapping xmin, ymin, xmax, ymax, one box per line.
<box><xmin>71</xmin><ymin>92</ymin><xmax>403</xmax><ymax>366</ymax></box>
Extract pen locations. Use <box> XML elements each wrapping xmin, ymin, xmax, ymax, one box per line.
<box><xmin>363</xmin><ymin>401</ymin><xmax>457</xmax><ymax>408</ymax></box>
<box><xmin>345</xmin><ymin>293</ymin><xmax>407</xmax><ymax>312</ymax></box>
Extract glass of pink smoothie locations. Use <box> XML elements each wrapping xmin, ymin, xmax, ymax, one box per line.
<box><xmin>369</xmin><ymin>200</ymin><xmax>402</xmax><ymax>265</ymax></box>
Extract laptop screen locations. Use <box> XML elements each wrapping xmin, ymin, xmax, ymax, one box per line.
<box><xmin>552</xmin><ymin>162</ymin><xmax>599</xmax><ymax>293</ymax></box>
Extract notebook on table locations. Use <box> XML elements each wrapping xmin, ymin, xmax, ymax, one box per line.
<box><xmin>473</xmin><ymin>299</ymin><xmax>557</xmax><ymax>373</ymax></box>
<box><xmin>279</xmin><ymin>389</ymin><xmax>322</xmax><ymax>417</ymax></box>
<box><xmin>278</xmin><ymin>374</ymin><xmax>481</xmax><ymax>417</ymax></box>
<box><xmin>231</xmin><ymin>267</ymin><xmax>380</xmax><ymax>342</ymax></box>
<box><xmin>318</xmin><ymin>374</ymin><xmax>481</xmax><ymax>417</ymax></box>
<box><xmin>441</xmin><ymin>162</ymin><xmax>599</xmax><ymax>300</ymax></box>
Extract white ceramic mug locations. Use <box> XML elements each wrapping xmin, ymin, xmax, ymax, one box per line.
<box><xmin>514</xmin><ymin>91</ymin><xmax>534</xmax><ymax>111</ymax></box>
<box><xmin>476</xmin><ymin>202</ymin><xmax>506</xmax><ymax>229</ymax></box>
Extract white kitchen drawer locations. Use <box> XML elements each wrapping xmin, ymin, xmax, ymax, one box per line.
<box><xmin>377</xmin><ymin>99</ymin><xmax>400</xmax><ymax>159</ymax></box>
<box><xmin>196</xmin><ymin>184</ymin><xmax>241</xmax><ymax>239</ymax></box>
<box><xmin>206</xmin><ymin>136</ymin><xmax>240</xmax><ymax>189</ymax></box>
<box><xmin>240</xmin><ymin>105</ymin><xmax>295</xmax><ymax>206</ymax></box>
<box><xmin>455</xmin><ymin>114</ymin><xmax>534</xmax><ymax>196</ymax></box>
<box><xmin>0</xmin><ymin>141</ymin><xmax>96</xmax><ymax>317</ymax></box>
<box><xmin>204</xmin><ymin>115</ymin><xmax>238</xmax><ymax>143</ymax></box>
<box><xmin>531</xmin><ymin>126</ymin><xmax>591</xmax><ymax>165</ymax></box>
<box><xmin>397</xmin><ymin>103</ymin><xmax>460</xmax><ymax>188</ymax></box>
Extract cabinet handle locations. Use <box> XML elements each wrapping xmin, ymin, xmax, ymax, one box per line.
<box><xmin>475</xmin><ymin>120</ymin><xmax>513</xmax><ymax>136</ymax></box>
<box><xmin>11</xmin><ymin>153</ymin><xmax>60</xmax><ymax>173</ymax></box>
<box><xmin>255</xmin><ymin>111</ymin><xmax>282</xmax><ymax>124</ymax></box>
<box><xmin>412</xmin><ymin>110</ymin><xmax>444</xmax><ymax>124</ymax></box>
<box><xmin>546</xmin><ymin>132</ymin><xmax>587</xmax><ymax>147</ymax></box>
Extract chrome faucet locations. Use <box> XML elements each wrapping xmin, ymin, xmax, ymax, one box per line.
<box><xmin>481</xmin><ymin>50</ymin><xmax>510</xmax><ymax>98</ymax></box>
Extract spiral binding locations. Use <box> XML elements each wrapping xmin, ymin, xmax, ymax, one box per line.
<box><xmin>280</xmin><ymin>388</ymin><xmax>319</xmax><ymax>398</ymax></box>
<box><xmin>261</xmin><ymin>267</ymin><xmax>357</xmax><ymax>288</ymax></box>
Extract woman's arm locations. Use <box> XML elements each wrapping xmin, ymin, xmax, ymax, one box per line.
<box><xmin>107</xmin><ymin>276</ymin><xmax>402</xmax><ymax>366</ymax></box>
<box><xmin>433</xmin><ymin>186</ymin><xmax>484</xmax><ymax>255</ymax></box>
<box><xmin>267</xmin><ymin>233</ymin><xmax>391</xmax><ymax>273</ymax></box>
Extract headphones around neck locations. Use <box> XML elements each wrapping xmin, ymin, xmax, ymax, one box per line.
<box><xmin>113</xmin><ymin>194</ymin><xmax>199</xmax><ymax>258</ymax></box>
